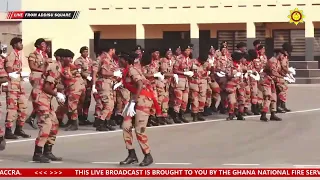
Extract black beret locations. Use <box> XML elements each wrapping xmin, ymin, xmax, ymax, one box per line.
<box><xmin>10</xmin><ymin>37</ymin><xmax>22</xmax><ymax>46</ymax></box>
<box><xmin>220</xmin><ymin>45</ymin><xmax>227</xmax><ymax>51</ymax></box>
<box><xmin>253</xmin><ymin>40</ymin><xmax>261</xmax><ymax>46</ymax></box>
<box><xmin>175</xmin><ymin>46</ymin><xmax>181</xmax><ymax>50</ymax></box>
<box><xmin>274</xmin><ymin>48</ymin><xmax>286</xmax><ymax>55</ymax></box>
<box><xmin>134</xmin><ymin>45</ymin><xmax>142</xmax><ymax>51</ymax></box>
<box><xmin>181</xmin><ymin>44</ymin><xmax>192</xmax><ymax>51</ymax></box>
<box><xmin>150</xmin><ymin>48</ymin><xmax>160</xmax><ymax>53</ymax></box>
<box><xmin>80</xmin><ymin>46</ymin><xmax>88</xmax><ymax>53</ymax></box>
<box><xmin>236</xmin><ymin>42</ymin><xmax>247</xmax><ymax>48</ymax></box>
<box><xmin>164</xmin><ymin>47</ymin><xmax>173</xmax><ymax>52</ymax></box>
<box><xmin>54</xmin><ymin>48</ymin><xmax>65</xmax><ymax>57</ymax></box>
<box><xmin>231</xmin><ymin>52</ymin><xmax>243</xmax><ymax>61</ymax></box>
<box><xmin>34</xmin><ymin>38</ymin><xmax>46</xmax><ymax>47</ymax></box>
<box><xmin>242</xmin><ymin>53</ymin><xmax>250</xmax><ymax>60</ymax></box>
<box><xmin>62</xmin><ymin>49</ymin><xmax>74</xmax><ymax>58</ymax></box>
<box><xmin>248</xmin><ymin>49</ymin><xmax>258</xmax><ymax>60</ymax></box>
<box><xmin>209</xmin><ymin>45</ymin><xmax>215</xmax><ymax>50</ymax></box>
<box><xmin>257</xmin><ymin>45</ymin><xmax>265</xmax><ymax>51</ymax></box>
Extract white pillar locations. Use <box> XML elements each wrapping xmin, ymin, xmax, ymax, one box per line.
<box><xmin>246</xmin><ymin>22</ymin><xmax>256</xmax><ymax>48</ymax></box>
<box><xmin>305</xmin><ymin>20</ymin><xmax>314</xmax><ymax>61</ymax></box>
<box><xmin>136</xmin><ymin>24</ymin><xmax>145</xmax><ymax>48</ymax></box>
<box><xmin>190</xmin><ymin>23</ymin><xmax>199</xmax><ymax>57</ymax></box>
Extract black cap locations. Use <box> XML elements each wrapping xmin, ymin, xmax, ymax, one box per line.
<box><xmin>105</xmin><ymin>44</ymin><xmax>116</xmax><ymax>51</ymax></box>
<box><xmin>253</xmin><ymin>40</ymin><xmax>261</xmax><ymax>46</ymax></box>
<box><xmin>236</xmin><ymin>42</ymin><xmax>247</xmax><ymax>49</ymax></box>
<box><xmin>10</xmin><ymin>37</ymin><xmax>22</xmax><ymax>46</ymax></box>
<box><xmin>209</xmin><ymin>45</ymin><xmax>215</xmax><ymax>50</ymax></box>
<box><xmin>164</xmin><ymin>47</ymin><xmax>172</xmax><ymax>52</ymax></box>
<box><xmin>257</xmin><ymin>45</ymin><xmax>265</xmax><ymax>51</ymax></box>
<box><xmin>54</xmin><ymin>48</ymin><xmax>65</xmax><ymax>57</ymax></box>
<box><xmin>274</xmin><ymin>48</ymin><xmax>286</xmax><ymax>55</ymax></box>
<box><xmin>150</xmin><ymin>48</ymin><xmax>160</xmax><ymax>53</ymax></box>
<box><xmin>34</xmin><ymin>38</ymin><xmax>46</xmax><ymax>48</ymax></box>
<box><xmin>231</xmin><ymin>52</ymin><xmax>243</xmax><ymax>61</ymax></box>
<box><xmin>80</xmin><ymin>46</ymin><xmax>88</xmax><ymax>53</ymax></box>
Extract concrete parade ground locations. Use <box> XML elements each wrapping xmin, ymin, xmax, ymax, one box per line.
<box><xmin>0</xmin><ymin>83</ymin><xmax>320</xmax><ymax>180</ymax></box>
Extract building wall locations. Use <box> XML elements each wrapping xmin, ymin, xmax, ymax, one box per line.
<box><xmin>20</xmin><ymin>0</ymin><xmax>320</xmax><ymax>60</ymax></box>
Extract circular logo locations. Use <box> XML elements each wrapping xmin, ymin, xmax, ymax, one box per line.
<box><xmin>291</xmin><ymin>11</ymin><xmax>302</xmax><ymax>22</ymax></box>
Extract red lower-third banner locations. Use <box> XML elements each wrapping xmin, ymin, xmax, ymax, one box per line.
<box><xmin>1</xmin><ymin>168</ymin><xmax>320</xmax><ymax>177</ymax></box>
<box><xmin>6</xmin><ymin>11</ymin><xmax>80</xmax><ymax>19</ymax></box>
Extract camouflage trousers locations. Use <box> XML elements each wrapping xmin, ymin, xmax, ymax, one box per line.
<box><xmin>5</xmin><ymin>91</ymin><xmax>28</xmax><ymax>128</ymax></box>
<box><xmin>250</xmin><ymin>79</ymin><xmax>259</xmax><ymax>105</ymax></box>
<box><xmin>68</xmin><ymin>90</ymin><xmax>85</xmax><ymax>121</ymax></box>
<box><xmin>275</xmin><ymin>78</ymin><xmax>288</xmax><ymax>103</ymax></box>
<box><xmin>78</xmin><ymin>84</ymin><xmax>92</xmax><ymax>117</ymax></box>
<box><xmin>190</xmin><ymin>82</ymin><xmax>207</xmax><ymax>113</ymax></box>
<box><xmin>206</xmin><ymin>80</ymin><xmax>221</xmax><ymax>108</ymax></box>
<box><xmin>122</xmin><ymin>95</ymin><xmax>152</xmax><ymax>154</ymax></box>
<box><xmin>97</xmin><ymin>90</ymin><xmax>114</xmax><ymax>121</ymax></box>
<box><xmin>93</xmin><ymin>93</ymin><xmax>101</xmax><ymax>118</ymax></box>
<box><xmin>173</xmin><ymin>78</ymin><xmax>189</xmax><ymax>113</ymax></box>
<box><xmin>260</xmin><ymin>77</ymin><xmax>277</xmax><ymax>113</ymax></box>
<box><xmin>35</xmin><ymin>108</ymin><xmax>59</xmax><ymax>147</ymax></box>
<box><xmin>156</xmin><ymin>84</ymin><xmax>170</xmax><ymax>117</ymax></box>
<box><xmin>244</xmin><ymin>84</ymin><xmax>251</xmax><ymax>108</ymax></box>
<box><xmin>115</xmin><ymin>88</ymin><xmax>130</xmax><ymax>115</ymax></box>
<box><xmin>226</xmin><ymin>82</ymin><xmax>245</xmax><ymax>114</ymax></box>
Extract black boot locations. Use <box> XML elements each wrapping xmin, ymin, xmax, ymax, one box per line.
<box><xmin>211</xmin><ymin>99</ymin><xmax>218</xmax><ymax>112</ymax></box>
<box><xmin>197</xmin><ymin>113</ymin><xmax>205</xmax><ymax>121</ymax></box>
<box><xmin>282</xmin><ymin>102</ymin><xmax>291</xmax><ymax>112</ymax></box>
<box><xmin>33</xmin><ymin>145</ymin><xmax>50</xmax><ymax>163</ymax></box>
<box><xmin>96</xmin><ymin>119</ymin><xmax>109</xmax><ymax>131</ymax></box>
<box><xmin>119</xmin><ymin>149</ymin><xmax>139</xmax><ymax>165</ymax></box>
<box><xmin>237</xmin><ymin>113</ymin><xmax>245</xmax><ymax>120</ymax></box>
<box><xmin>5</xmin><ymin>127</ymin><xmax>18</xmax><ymax>139</ymax></box>
<box><xmin>0</xmin><ymin>136</ymin><xmax>6</xmax><ymax>151</ymax></box>
<box><xmin>179</xmin><ymin>111</ymin><xmax>189</xmax><ymax>123</ymax></box>
<box><xmin>139</xmin><ymin>153</ymin><xmax>153</xmax><ymax>167</ymax></box>
<box><xmin>202</xmin><ymin>107</ymin><xmax>212</xmax><ymax>116</ymax></box>
<box><xmin>185</xmin><ymin>100</ymin><xmax>191</xmax><ymax>114</ymax></box>
<box><xmin>104</xmin><ymin>120</ymin><xmax>116</xmax><ymax>131</ymax></box>
<box><xmin>43</xmin><ymin>144</ymin><xmax>62</xmax><ymax>161</ymax></box>
<box><xmin>93</xmin><ymin>117</ymin><xmax>99</xmax><ymax>127</ymax></box>
<box><xmin>172</xmin><ymin>112</ymin><xmax>182</xmax><ymax>123</ymax></box>
<box><xmin>79</xmin><ymin>115</ymin><xmax>93</xmax><ymax>126</ymax></box>
<box><xmin>25</xmin><ymin>113</ymin><xmax>37</xmax><ymax>129</ymax></box>
<box><xmin>277</xmin><ymin>101</ymin><xmax>286</xmax><ymax>113</ymax></box>
<box><xmin>148</xmin><ymin>116</ymin><xmax>159</xmax><ymax>126</ymax></box>
<box><xmin>158</xmin><ymin>117</ymin><xmax>166</xmax><ymax>125</ymax></box>
<box><xmin>252</xmin><ymin>104</ymin><xmax>260</xmax><ymax>115</ymax></box>
<box><xmin>164</xmin><ymin>117</ymin><xmax>174</xmax><ymax>124</ymax></box>
<box><xmin>118</xmin><ymin>116</ymin><xmax>124</xmax><ymax>128</ymax></box>
<box><xmin>244</xmin><ymin>107</ymin><xmax>253</xmax><ymax>116</ymax></box>
<box><xmin>58</xmin><ymin>119</ymin><xmax>66</xmax><ymax>128</ymax></box>
<box><xmin>14</xmin><ymin>125</ymin><xmax>31</xmax><ymax>138</ymax></box>
<box><xmin>65</xmin><ymin>120</ymin><xmax>78</xmax><ymax>131</ymax></box>
<box><xmin>192</xmin><ymin>113</ymin><xmax>198</xmax><ymax>122</ymax></box>
<box><xmin>260</xmin><ymin>112</ymin><xmax>269</xmax><ymax>122</ymax></box>
<box><xmin>270</xmin><ymin>111</ymin><xmax>282</xmax><ymax>121</ymax></box>
<box><xmin>226</xmin><ymin>113</ymin><xmax>235</xmax><ymax>121</ymax></box>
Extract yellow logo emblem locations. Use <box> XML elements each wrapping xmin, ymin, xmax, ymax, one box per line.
<box><xmin>288</xmin><ymin>8</ymin><xmax>305</xmax><ymax>25</ymax></box>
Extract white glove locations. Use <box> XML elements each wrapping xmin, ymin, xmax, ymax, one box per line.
<box><xmin>288</xmin><ymin>67</ymin><xmax>296</xmax><ymax>75</ymax></box>
<box><xmin>8</xmin><ymin>72</ymin><xmax>19</xmax><ymax>79</ymax></box>
<box><xmin>260</xmin><ymin>69</ymin><xmax>264</xmax><ymax>73</ymax></box>
<box><xmin>220</xmin><ymin>71</ymin><xmax>226</xmax><ymax>75</ymax></box>
<box><xmin>56</xmin><ymin>92</ymin><xmax>66</xmax><ymax>103</ymax></box>
<box><xmin>113</xmin><ymin>70</ymin><xmax>122</xmax><ymax>78</ymax></box>
<box><xmin>23</xmin><ymin>77</ymin><xmax>29</xmax><ymax>82</ymax></box>
<box><xmin>92</xmin><ymin>85</ymin><xmax>98</xmax><ymax>94</ymax></box>
<box><xmin>208</xmin><ymin>59</ymin><xmax>214</xmax><ymax>66</ymax></box>
<box><xmin>250</xmin><ymin>73</ymin><xmax>260</xmax><ymax>81</ymax></box>
<box><xmin>244</xmin><ymin>73</ymin><xmax>249</xmax><ymax>79</ymax></box>
<box><xmin>207</xmin><ymin>71</ymin><xmax>211</xmax><ymax>76</ymax></box>
<box><xmin>21</xmin><ymin>71</ymin><xmax>30</xmax><ymax>77</ymax></box>
<box><xmin>173</xmin><ymin>74</ymin><xmax>179</xmax><ymax>84</ymax></box>
<box><xmin>2</xmin><ymin>82</ymin><xmax>8</xmax><ymax>86</ymax></box>
<box><xmin>183</xmin><ymin>71</ymin><xmax>194</xmax><ymax>77</ymax></box>
<box><xmin>78</xmin><ymin>69</ymin><xmax>82</xmax><ymax>73</ymax></box>
<box><xmin>113</xmin><ymin>81</ymin><xmax>123</xmax><ymax>90</ymax></box>
<box><xmin>234</xmin><ymin>72</ymin><xmax>242</xmax><ymax>77</ymax></box>
<box><xmin>122</xmin><ymin>101</ymin><xmax>136</xmax><ymax>117</ymax></box>
<box><xmin>216</xmin><ymin>72</ymin><xmax>225</xmax><ymax>77</ymax></box>
<box><xmin>284</xmin><ymin>76</ymin><xmax>291</xmax><ymax>83</ymax></box>
<box><xmin>247</xmin><ymin>70</ymin><xmax>253</xmax><ymax>74</ymax></box>
<box><xmin>153</xmin><ymin>72</ymin><xmax>165</xmax><ymax>81</ymax></box>
<box><xmin>86</xmin><ymin>76</ymin><xmax>92</xmax><ymax>81</ymax></box>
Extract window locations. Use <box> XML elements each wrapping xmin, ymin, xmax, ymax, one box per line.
<box><xmin>273</xmin><ymin>29</ymin><xmax>305</xmax><ymax>57</ymax></box>
<box><xmin>314</xmin><ymin>29</ymin><xmax>320</xmax><ymax>56</ymax></box>
<box><xmin>217</xmin><ymin>30</ymin><xmax>266</xmax><ymax>53</ymax></box>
